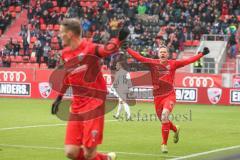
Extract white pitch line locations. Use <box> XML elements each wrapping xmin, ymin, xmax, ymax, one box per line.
<box><xmin>0</xmin><ymin>144</ymin><xmax>179</xmax><ymax>158</ymax></box>
<box><xmin>168</xmin><ymin>145</ymin><xmax>240</xmax><ymax>160</ymax></box>
<box><xmin>0</xmin><ymin>124</ymin><xmax>66</xmax><ymax>131</ymax></box>
<box><xmin>0</xmin><ymin>144</ymin><xmax>63</xmax><ymax>150</ymax></box>
<box><xmin>0</xmin><ymin>120</ymin><xmax>117</xmax><ymax>131</ymax></box>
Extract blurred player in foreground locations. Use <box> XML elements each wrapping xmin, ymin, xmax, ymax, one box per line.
<box><xmin>51</xmin><ymin>18</ymin><xmax>129</xmax><ymax>160</ymax></box>
<box><xmin>122</xmin><ymin>42</ymin><xmax>209</xmax><ymax>153</ymax></box>
<box><xmin>112</xmin><ymin>61</ymin><xmax>132</xmax><ymax>120</ymax></box>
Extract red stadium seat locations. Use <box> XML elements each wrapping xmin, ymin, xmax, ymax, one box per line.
<box><xmin>19</xmin><ymin>50</ymin><xmax>24</xmax><ymax>56</ymax></box>
<box><xmin>10</xmin><ymin>56</ymin><xmax>15</xmax><ymax>62</ymax></box>
<box><xmin>16</xmin><ymin>56</ymin><xmax>23</xmax><ymax>62</ymax></box>
<box><xmin>15</xmin><ymin>6</ymin><xmax>21</xmax><ymax>12</ymax></box>
<box><xmin>53</xmin><ymin>7</ymin><xmax>60</xmax><ymax>12</ymax></box>
<box><xmin>80</xmin><ymin>1</ymin><xmax>86</xmax><ymax>7</ymax></box>
<box><xmin>9</xmin><ymin>6</ymin><xmax>15</xmax><ymax>12</ymax></box>
<box><xmin>26</xmin><ymin>63</ymin><xmax>39</xmax><ymax>69</ymax></box>
<box><xmin>30</xmin><ymin>57</ymin><xmax>37</xmax><ymax>63</ymax></box>
<box><xmin>40</xmin><ymin>63</ymin><xmax>48</xmax><ymax>69</ymax></box>
<box><xmin>11</xmin><ymin>62</ymin><xmax>17</xmax><ymax>68</ymax></box>
<box><xmin>16</xmin><ymin>63</ymin><xmax>24</xmax><ymax>68</ymax></box>
<box><xmin>53</xmin><ymin>24</ymin><xmax>60</xmax><ymax>31</ymax></box>
<box><xmin>25</xmin><ymin>63</ymin><xmax>32</xmax><ymax>68</ymax></box>
<box><xmin>17</xmin><ymin>37</ymin><xmax>23</xmax><ymax>43</ymax></box>
<box><xmin>39</xmin><ymin>18</ymin><xmax>45</xmax><ymax>24</ymax></box>
<box><xmin>32</xmin><ymin>63</ymin><xmax>39</xmax><ymax>69</ymax></box>
<box><xmin>30</xmin><ymin>36</ymin><xmax>37</xmax><ymax>43</ymax></box>
<box><xmin>40</xmin><ymin>24</ymin><xmax>47</xmax><ymax>30</ymax></box>
<box><xmin>61</xmin><ymin>7</ymin><xmax>67</xmax><ymax>13</ymax></box>
<box><xmin>11</xmin><ymin>12</ymin><xmax>16</xmax><ymax>18</ymax></box>
<box><xmin>86</xmin><ymin>1</ymin><xmax>92</xmax><ymax>8</ymax></box>
<box><xmin>192</xmin><ymin>40</ymin><xmax>200</xmax><ymax>47</ymax></box>
<box><xmin>92</xmin><ymin>1</ymin><xmax>98</xmax><ymax>7</ymax></box>
<box><xmin>184</xmin><ymin>40</ymin><xmax>192</xmax><ymax>47</ymax></box>
<box><xmin>52</xmin><ymin>1</ymin><xmax>57</xmax><ymax>7</ymax></box>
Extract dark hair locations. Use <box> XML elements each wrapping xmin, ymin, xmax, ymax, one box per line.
<box><xmin>60</xmin><ymin>18</ymin><xmax>81</xmax><ymax>36</ymax></box>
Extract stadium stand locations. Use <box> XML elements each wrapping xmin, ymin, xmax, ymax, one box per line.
<box><xmin>0</xmin><ymin>0</ymin><xmax>239</xmax><ymax>72</ymax></box>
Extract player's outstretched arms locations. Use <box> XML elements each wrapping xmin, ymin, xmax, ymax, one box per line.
<box><xmin>175</xmin><ymin>47</ymin><xmax>210</xmax><ymax>69</ymax></box>
<box><xmin>94</xmin><ymin>27</ymin><xmax>130</xmax><ymax>58</ymax></box>
<box><xmin>125</xmin><ymin>47</ymin><xmax>155</xmax><ymax>64</ymax></box>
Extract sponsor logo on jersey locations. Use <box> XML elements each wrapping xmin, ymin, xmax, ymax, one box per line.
<box><xmin>91</xmin><ymin>130</ymin><xmax>99</xmax><ymax>142</ymax></box>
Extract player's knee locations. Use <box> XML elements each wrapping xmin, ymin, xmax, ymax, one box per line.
<box><xmin>161</xmin><ymin>112</ymin><xmax>169</xmax><ymax>123</ymax></box>
<box><xmin>65</xmin><ymin>150</ymin><xmax>78</xmax><ymax>159</ymax></box>
<box><xmin>161</xmin><ymin>116</ymin><xmax>169</xmax><ymax>123</ymax></box>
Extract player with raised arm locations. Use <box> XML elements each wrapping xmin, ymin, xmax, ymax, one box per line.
<box><xmin>51</xmin><ymin>18</ymin><xmax>129</xmax><ymax>160</ymax></box>
<box><xmin>122</xmin><ymin>42</ymin><xmax>209</xmax><ymax>153</ymax></box>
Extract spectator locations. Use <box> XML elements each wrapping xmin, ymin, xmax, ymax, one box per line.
<box><xmin>43</xmin><ymin>42</ymin><xmax>51</xmax><ymax>63</ymax></box>
<box><xmin>228</xmin><ymin>34</ymin><xmax>237</xmax><ymax>59</ymax></box>
<box><xmin>48</xmin><ymin>55</ymin><xmax>57</xmax><ymax>68</ymax></box>
<box><xmin>35</xmin><ymin>39</ymin><xmax>42</xmax><ymax>63</ymax></box>
<box><xmin>109</xmin><ymin>17</ymin><xmax>119</xmax><ymax>37</ymax></box>
<box><xmin>137</xmin><ymin>2</ymin><xmax>147</xmax><ymax>15</ymax></box>
<box><xmin>13</xmin><ymin>41</ymin><xmax>21</xmax><ymax>56</ymax></box>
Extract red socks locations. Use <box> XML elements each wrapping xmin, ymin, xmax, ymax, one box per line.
<box><xmin>92</xmin><ymin>153</ymin><xmax>108</xmax><ymax>160</ymax></box>
<box><xmin>169</xmin><ymin>121</ymin><xmax>177</xmax><ymax>132</ymax></box>
<box><xmin>77</xmin><ymin>151</ymin><xmax>108</xmax><ymax>160</ymax></box>
<box><xmin>161</xmin><ymin>122</ymin><xmax>170</xmax><ymax>145</ymax></box>
<box><xmin>161</xmin><ymin>121</ymin><xmax>177</xmax><ymax>145</ymax></box>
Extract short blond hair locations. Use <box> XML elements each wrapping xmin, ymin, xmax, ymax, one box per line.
<box><xmin>60</xmin><ymin>18</ymin><xmax>81</xmax><ymax>36</ymax></box>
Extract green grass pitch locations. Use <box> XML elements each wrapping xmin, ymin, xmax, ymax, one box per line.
<box><xmin>0</xmin><ymin>98</ymin><xmax>239</xmax><ymax>160</ymax></box>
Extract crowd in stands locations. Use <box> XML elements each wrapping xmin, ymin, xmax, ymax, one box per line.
<box><xmin>0</xmin><ymin>0</ymin><xmax>239</xmax><ymax>69</ymax></box>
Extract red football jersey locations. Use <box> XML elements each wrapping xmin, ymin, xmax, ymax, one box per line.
<box><xmin>60</xmin><ymin>38</ymin><xmax>120</xmax><ymax>113</ymax></box>
<box><xmin>127</xmin><ymin>48</ymin><xmax>203</xmax><ymax>99</ymax></box>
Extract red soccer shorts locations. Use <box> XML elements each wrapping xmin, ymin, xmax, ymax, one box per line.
<box><xmin>154</xmin><ymin>93</ymin><xmax>176</xmax><ymax>119</ymax></box>
<box><xmin>65</xmin><ymin>99</ymin><xmax>105</xmax><ymax>148</ymax></box>
<box><xmin>65</xmin><ymin>116</ymin><xmax>104</xmax><ymax>147</ymax></box>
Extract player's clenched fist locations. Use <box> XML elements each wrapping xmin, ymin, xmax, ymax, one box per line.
<box><xmin>118</xmin><ymin>27</ymin><xmax>130</xmax><ymax>41</ymax></box>
<box><xmin>198</xmin><ymin>47</ymin><xmax>209</xmax><ymax>56</ymax></box>
<box><xmin>203</xmin><ymin>47</ymin><xmax>210</xmax><ymax>55</ymax></box>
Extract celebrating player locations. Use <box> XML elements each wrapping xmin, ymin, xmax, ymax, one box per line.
<box><xmin>112</xmin><ymin>61</ymin><xmax>132</xmax><ymax>120</ymax></box>
<box><xmin>51</xmin><ymin>18</ymin><xmax>129</xmax><ymax>160</ymax></box>
<box><xmin>122</xmin><ymin>43</ymin><xmax>209</xmax><ymax>153</ymax></box>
